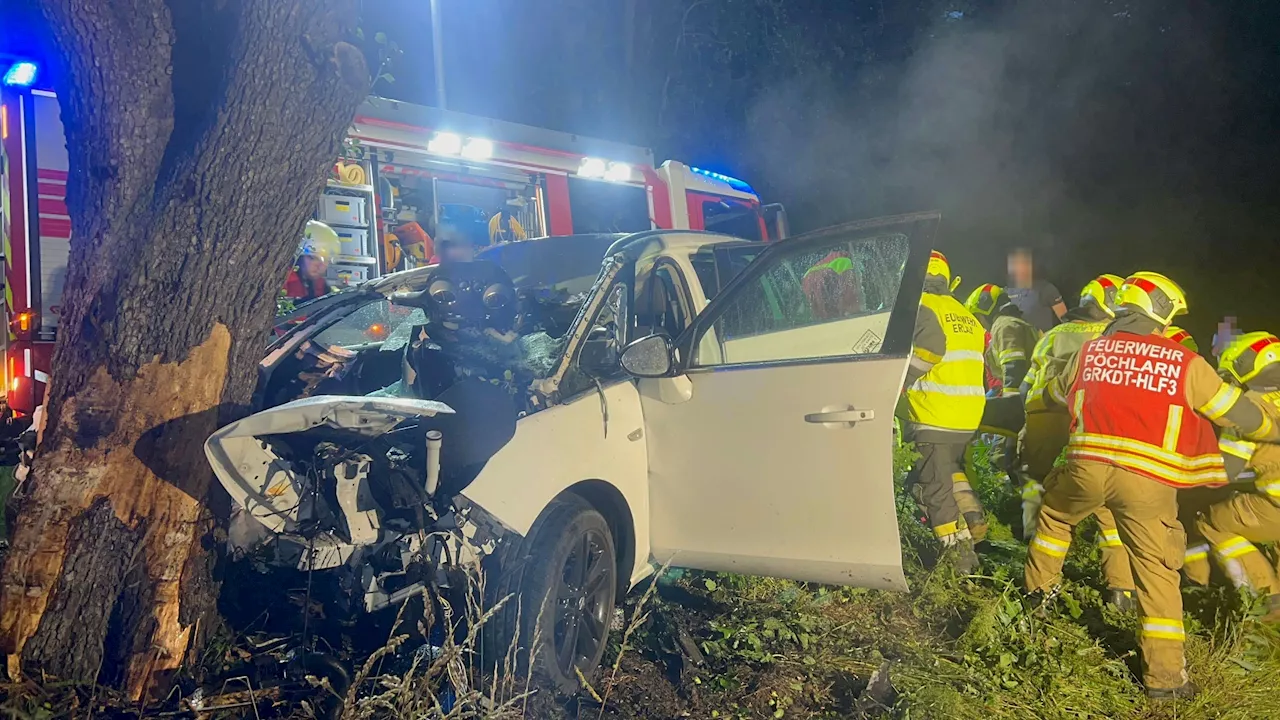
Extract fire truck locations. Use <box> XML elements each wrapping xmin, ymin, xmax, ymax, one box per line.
<box><xmin>1</xmin><ymin>68</ymin><xmax>786</xmax><ymax>416</ymax></box>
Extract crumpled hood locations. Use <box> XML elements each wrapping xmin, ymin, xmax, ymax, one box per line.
<box><xmin>205</xmin><ymin>395</ymin><xmax>454</xmax><ymax>534</ymax></box>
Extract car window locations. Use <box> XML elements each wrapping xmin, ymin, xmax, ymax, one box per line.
<box><xmin>560</xmin><ymin>281</ymin><xmax>629</xmax><ymax>397</ymax></box>
<box><xmin>690</xmin><ymin>245</ymin><xmax>764</xmax><ymax>300</ymax></box>
<box><xmin>703</xmin><ymin>199</ymin><xmax>762</xmax><ymax>241</ymax></box>
<box><xmin>635</xmin><ymin>262</ymin><xmax>688</xmax><ymax>339</ymax></box>
<box><xmin>693</xmin><ymin>232</ymin><xmax>910</xmax><ymax>367</ymax></box>
<box><xmin>313</xmin><ymin>299</ymin><xmax>425</xmax><ymax>350</ymax></box>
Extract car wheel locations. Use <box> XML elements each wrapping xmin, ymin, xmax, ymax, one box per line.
<box><xmin>487</xmin><ymin>495</ymin><xmax>618</xmax><ymax>694</ymax></box>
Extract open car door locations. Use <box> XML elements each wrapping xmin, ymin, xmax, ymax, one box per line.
<box><xmin>639</xmin><ymin>212</ymin><xmax>937</xmax><ymax>590</ymax></box>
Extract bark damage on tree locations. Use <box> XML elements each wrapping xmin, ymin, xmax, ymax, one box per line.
<box><xmin>0</xmin><ymin>0</ymin><xmax>368</xmax><ymax>698</ymax></box>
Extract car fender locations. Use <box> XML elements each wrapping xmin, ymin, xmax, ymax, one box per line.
<box><xmin>460</xmin><ymin>381</ymin><xmax>653</xmax><ymax>588</ymax></box>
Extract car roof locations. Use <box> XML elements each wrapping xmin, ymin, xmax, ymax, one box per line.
<box><xmin>365</xmin><ymin>231</ymin><xmax>761</xmax><ymax>296</ymax></box>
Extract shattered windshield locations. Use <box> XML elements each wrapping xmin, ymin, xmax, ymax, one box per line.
<box><xmin>478</xmin><ymin>234</ymin><xmax>623</xmax><ymax>300</ymax></box>
<box><xmin>299</xmin><ymin>234</ymin><xmax>627</xmax><ymax>397</ymax></box>
<box><xmin>313</xmin><ymin>301</ymin><xmax>425</xmax><ymax>351</ymax></box>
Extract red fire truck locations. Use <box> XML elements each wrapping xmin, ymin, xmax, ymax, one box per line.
<box><xmin>1</xmin><ymin>81</ymin><xmax>785</xmax><ymax>415</ymax></box>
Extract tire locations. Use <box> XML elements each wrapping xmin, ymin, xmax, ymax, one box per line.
<box><xmin>485</xmin><ymin>494</ymin><xmax>618</xmax><ymax>694</ymax></box>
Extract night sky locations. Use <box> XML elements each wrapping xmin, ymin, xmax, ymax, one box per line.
<box><xmin>6</xmin><ymin>0</ymin><xmax>1280</xmax><ymax>343</ymax></box>
<box><xmin>364</xmin><ymin>0</ymin><xmax>1280</xmax><ymax>345</ymax></box>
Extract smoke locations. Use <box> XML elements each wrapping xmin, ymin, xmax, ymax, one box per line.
<box><xmin>741</xmin><ymin>1</ymin><xmax>1271</xmax><ymax>336</ymax></box>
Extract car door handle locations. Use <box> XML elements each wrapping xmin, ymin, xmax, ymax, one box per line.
<box><xmin>805</xmin><ymin>409</ymin><xmax>875</xmax><ymax>424</ymax></box>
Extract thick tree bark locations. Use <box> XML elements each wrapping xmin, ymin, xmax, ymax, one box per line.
<box><xmin>0</xmin><ymin>0</ymin><xmax>367</xmax><ymax>698</ymax></box>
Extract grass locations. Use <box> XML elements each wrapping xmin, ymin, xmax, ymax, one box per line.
<box><xmin>620</xmin><ymin>436</ymin><xmax>1280</xmax><ymax>719</ymax></box>
<box><xmin>5</xmin><ymin>440</ymin><xmax>1280</xmax><ymax>718</ymax></box>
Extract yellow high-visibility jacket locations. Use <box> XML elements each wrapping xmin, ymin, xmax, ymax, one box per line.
<box><xmin>904</xmin><ymin>292</ymin><xmax>987</xmax><ymax>436</ymax></box>
<box><xmin>1023</xmin><ymin>314</ymin><xmax>1109</xmax><ymax>411</ymax></box>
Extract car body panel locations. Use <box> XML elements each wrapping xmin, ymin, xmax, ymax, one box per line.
<box><xmin>639</xmin><ymin>212</ymin><xmax>939</xmax><ymax>591</ymax></box>
<box><xmin>643</xmin><ymin>357</ymin><xmax>911</xmax><ymax>588</ymax></box>
<box><xmin>460</xmin><ymin>381</ymin><xmax>654</xmax><ymax>586</ymax></box>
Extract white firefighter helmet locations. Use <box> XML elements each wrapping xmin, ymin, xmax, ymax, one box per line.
<box><xmin>300</xmin><ymin>220</ymin><xmax>340</xmax><ymax>262</ymax></box>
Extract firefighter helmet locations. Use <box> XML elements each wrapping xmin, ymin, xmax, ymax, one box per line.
<box><xmin>1219</xmin><ymin>332</ymin><xmax>1280</xmax><ymax>385</ymax></box>
<box><xmin>926</xmin><ymin>250</ymin><xmax>951</xmax><ymax>283</ymax></box>
<box><xmin>301</xmin><ymin>220</ymin><xmax>340</xmax><ymax>262</ymax></box>
<box><xmin>1115</xmin><ymin>271</ymin><xmax>1187</xmax><ymax>326</ymax></box>
<box><xmin>1164</xmin><ymin>326</ymin><xmax>1198</xmax><ymax>353</ymax></box>
<box><xmin>964</xmin><ymin>283</ymin><xmax>1009</xmax><ymax>318</ymax></box>
<box><xmin>1079</xmin><ymin>274</ymin><xmax>1124</xmax><ymax>317</ymax></box>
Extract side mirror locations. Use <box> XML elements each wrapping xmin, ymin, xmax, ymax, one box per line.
<box><xmin>620</xmin><ymin>334</ymin><xmax>674</xmax><ymax>378</ymax></box>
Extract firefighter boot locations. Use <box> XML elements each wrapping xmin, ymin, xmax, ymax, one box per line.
<box><xmin>942</xmin><ymin>537</ymin><xmax>980</xmax><ymax>575</ymax></box>
<box><xmin>1262</xmin><ymin>594</ymin><xmax>1280</xmax><ymax>624</ymax></box>
<box><xmin>952</xmin><ymin>471</ymin><xmax>988</xmax><ymax>542</ymax></box>
<box><xmin>1147</xmin><ymin>681</ymin><xmax>1200</xmax><ymax>702</ymax></box>
<box><xmin>955</xmin><ymin>540</ymin><xmax>980</xmax><ymax>574</ymax></box>
<box><xmin>1105</xmin><ymin>588</ymin><xmax>1137</xmax><ymax>613</ymax></box>
<box><xmin>1023</xmin><ymin>584</ymin><xmax>1061</xmax><ymax>618</ymax></box>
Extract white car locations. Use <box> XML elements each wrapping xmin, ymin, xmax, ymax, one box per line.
<box><xmin>205</xmin><ymin>212</ymin><xmax>939</xmax><ymax>689</ymax></box>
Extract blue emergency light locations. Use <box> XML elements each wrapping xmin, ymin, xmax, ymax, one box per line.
<box><xmin>3</xmin><ymin>61</ymin><xmax>38</xmax><ymax>88</ymax></box>
<box><xmin>690</xmin><ymin>166</ymin><xmax>755</xmax><ymax>194</ymax></box>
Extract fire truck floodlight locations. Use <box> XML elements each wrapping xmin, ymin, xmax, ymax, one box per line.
<box><xmin>578</xmin><ymin>157</ymin><xmax>607</xmax><ymax>179</ymax></box>
<box><xmin>461</xmin><ymin>137</ymin><xmax>493</xmax><ymax>160</ymax></box>
<box><xmin>3</xmin><ymin>62</ymin><xmax>38</xmax><ymax>88</ymax></box>
<box><xmin>427</xmin><ymin>131</ymin><xmax>463</xmax><ymax>155</ymax></box>
<box><xmin>605</xmin><ymin>162</ymin><xmax>633</xmax><ymax>183</ymax></box>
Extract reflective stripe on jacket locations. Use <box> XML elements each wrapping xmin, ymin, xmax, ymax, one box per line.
<box><xmin>1024</xmin><ymin>317</ymin><xmax>1109</xmax><ymax>411</ymax></box>
<box><xmin>905</xmin><ymin>293</ymin><xmax>986</xmax><ymax>432</ymax></box>
<box><xmin>987</xmin><ymin>314</ymin><xmax>1041</xmax><ymax>392</ymax></box>
<box><xmin>1221</xmin><ymin>389</ymin><xmax>1280</xmax><ymax>498</ymax></box>
<box><xmin>1066</xmin><ymin>332</ymin><xmax>1225</xmax><ymax>488</ymax></box>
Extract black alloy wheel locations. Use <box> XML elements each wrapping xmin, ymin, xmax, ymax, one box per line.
<box><xmin>553</xmin><ymin>525</ymin><xmax>614</xmax><ymax>678</ymax></box>
<box><xmin>486</xmin><ymin>495</ymin><xmax>618</xmax><ymax>694</ymax></box>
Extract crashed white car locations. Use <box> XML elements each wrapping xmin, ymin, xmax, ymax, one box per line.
<box><xmin>205</xmin><ymin>213</ymin><xmax>938</xmax><ymax>689</ymax></box>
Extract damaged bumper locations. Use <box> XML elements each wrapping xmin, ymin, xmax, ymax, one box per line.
<box><xmin>205</xmin><ymin>395</ymin><xmax>512</xmax><ymax>616</ymax></box>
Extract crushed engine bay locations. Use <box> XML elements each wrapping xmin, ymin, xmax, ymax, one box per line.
<box><xmin>205</xmin><ymin>383</ymin><xmax>516</xmax><ymax>619</ymax></box>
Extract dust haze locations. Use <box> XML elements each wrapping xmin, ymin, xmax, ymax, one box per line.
<box><xmin>743</xmin><ymin>2</ymin><xmax>1271</xmax><ymax>333</ymax></box>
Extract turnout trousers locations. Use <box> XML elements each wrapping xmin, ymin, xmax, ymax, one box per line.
<box><xmin>1193</xmin><ymin>492</ymin><xmax>1280</xmax><ymax>594</ymax></box>
<box><xmin>1022</xmin><ymin>413</ymin><xmax>1134</xmax><ymax>591</ymax></box>
<box><xmin>906</xmin><ymin>439</ymin><xmax>982</xmax><ymax>545</ymax></box>
<box><xmin>1178</xmin><ymin>486</ymin><xmax>1238</xmax><ymax>586</ymax></box>
<box><xmin>1025</xmin><ymin>459</ymin><xmax>1188</xmax><ymax>691</ymax></box>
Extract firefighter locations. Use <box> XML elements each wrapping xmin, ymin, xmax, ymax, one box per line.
<box><xmin>1159</xmin><ymin>325</ymin><xmax>1234</xmax><ymax>587</ymax></box>
<box><xmin>803</xmin><ymin>251</ymin><xmax>863</xmax><ymax>320</ymax></box>
<box><xmin>1024</xmin><ymin>271</ymin><xmax>1280</xmax><ymax>699</ymax></box>
<box><xmin>1187</xmin><ymin>332</ymin><xmax>1280</xmax><ymax>621</ymax></box>
<box><xmin>966</xmin><ymin>283</ymin><xmax>1041</xmax><ymax>395</ymax></box>
<box><xmin>900</xmin><ymin>251</ymin><xmax>987</xmax><ymax>570</ymax></box>
<box><xmin>964</xmin><ymin>284</ymin><xmax>1040</xmax><ymax>513</ymax></box>
<box><xmin>1020</xmin><ymin>274</ymin><xmax>1137</xmax><ymax>609</ymax></box>
<box><xmin>1022</xmin><ymin>274</ymin><xmax>1122</xmax><ymax>518</ymax></box>
<box><xmin>284</xmin><ymin>220</ymin><xmax>340</xmax><ymax>301</ymax></box>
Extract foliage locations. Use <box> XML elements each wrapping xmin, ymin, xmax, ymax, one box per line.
<box><xmin>618</xmin><ymin>434</ymin><xmax>1280</xmax><ymax>719</ymax></box>
<box><xmin>276</xmin><ymin>289</ymin><xmax>296</xmax><ymax>317</ymax></box>
<box><xmin>7</xmin><ymin>433</ymin><xmax>1280</xmax><ymax>718</ymax></box>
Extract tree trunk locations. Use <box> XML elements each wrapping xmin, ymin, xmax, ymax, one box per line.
<box><xmin>0</xmin><ymin>0</ymin><xmax>367</xmax><ymax>698</ymax></box>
